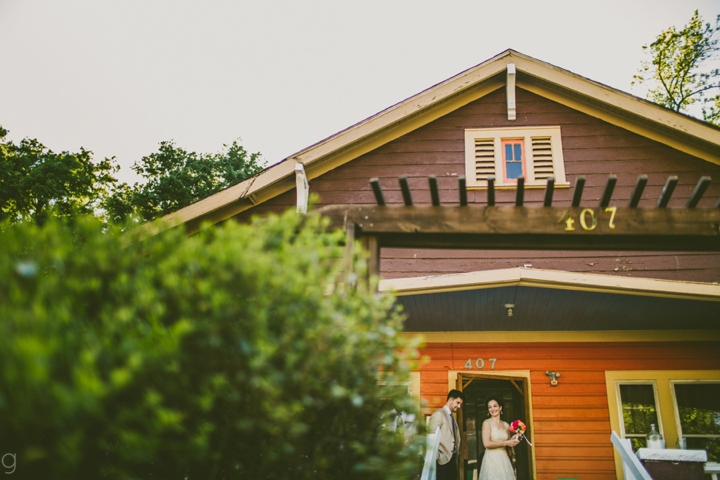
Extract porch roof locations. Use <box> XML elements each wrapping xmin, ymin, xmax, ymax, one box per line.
<box><xmin>380</xmin><ymin>268</ymin><xmax>720</xmax><ymax>332</ymax></box>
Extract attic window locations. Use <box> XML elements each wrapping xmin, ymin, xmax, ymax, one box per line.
<box><xmin>464</xmin><ymin>126</ymin><xmax>568</xmax><ymax>188</ymax></box>
<box><xmin>502</xmin><ymin>139</ymin><xmax>524</xmax><ymax>182</ymax></box>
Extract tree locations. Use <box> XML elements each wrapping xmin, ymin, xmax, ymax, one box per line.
<box><xmin>633</xmin><ymin>10</ymin><xmax>720</xmax><ymax>124</ymax></box>
<box><xmin>106</xmin><ymin>140</ymin><xmax>266</xmax><ymax>223</ymax></box>
<box><xmin>0</xmin><ymin>126</ymin><xmax>119</xmax><ymax>224</ymax></box>
<box><xmin>0</xmin><ymin>209</ymin><xmax>423</xmax><ymax>479</ymax></box>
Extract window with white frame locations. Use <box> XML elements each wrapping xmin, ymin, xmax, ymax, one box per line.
<box><xmin>672</xmin><ymin>381</ymin><xmax>720</xmax><ymax>461</ymax></box>
<box><xmin>617</xmin><ymin>382</ymin><xmax>661</xmax><ymax>452</ymax></box>
<box><xmin>378</xmin><ymin>380</ymin><xmax>418</xmax><ymax>445</ymax></box>
<box><xmin>464</xmin><ymin>126</ymin><xmax>568</xmax><ymax>188</ymax></box>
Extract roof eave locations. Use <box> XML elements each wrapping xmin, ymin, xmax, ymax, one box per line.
<box><xmin>148</xmin><ymin>49</ymin><xmax>720</xmax><ymax>234</ymax></box>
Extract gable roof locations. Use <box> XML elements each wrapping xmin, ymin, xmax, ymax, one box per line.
<box><xmin>157</xmin><ymin>49</ymin><xmax>720</xmax><ymax>233</ymax></box>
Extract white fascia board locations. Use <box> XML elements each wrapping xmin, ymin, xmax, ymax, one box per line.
<box><xmin>157</xmin><ymin>52</ymin><xmax>512</xmax><ymax>228</ymax></box>
<box><xmin>379</xmin><ymin>267</ymin><xmax>720</xmax><ymax>302</ymax></box>
<box><xmin>159</xmin><ymin>49</ymin><xmax>720</xmax><ymax>229</ymax></box>
<box><xmin>511</xmin><ymin>54</ymin><xmax>720</xmax><ymax>147</ymax></box>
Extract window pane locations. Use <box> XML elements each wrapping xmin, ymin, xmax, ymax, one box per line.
<box><xmin>504</xmin><ymin>143</ymin><xmax>513</xmax><ymax>160</ymax></box>
<box><xmin>674</xmin><ymin>383</ymin><xmax>720</xmax><ymax>435</ymax></box>
<box><xmin>674</xmin><ymin>383</ymin><xmax>720</xmax><ymax>461</ymax></box>
<box><xmin>628</xmin><ymin>438</ymin><xmax>645</xmax><ymax>452</ymax></box>
<box><xmin>506</xmin><ymin>162</ymin><xmax>523</xmax><ymax>179</ymax></box>
<box><xmin>686</xmin><ymin>437</ymin><xmax>720</xmax><ymax>462</ymax></box>
<box><xmin>619</xmin><ymin>384</ymin><xmax>658</xmax><ymax>435</ymax></box>
<box><xmin>502</xmin><ymin>141</ymin><xmax>523</xmax><ymax>180</ymax></box>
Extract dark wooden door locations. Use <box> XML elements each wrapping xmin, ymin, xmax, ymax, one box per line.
<box><xmin>457</xmin><ymin>373</ymin><xmax>533</xmax><ymax>480</ymax></box>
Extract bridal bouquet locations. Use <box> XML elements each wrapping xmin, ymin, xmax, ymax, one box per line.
<box><xmin>510</xmin><ymin>420</ymin><xmax>533</xmax><ymax>446</ymax></box>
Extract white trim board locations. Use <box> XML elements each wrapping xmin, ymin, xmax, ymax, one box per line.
<box><xmin>379</xmin><ymin>267</ymin><xmax>720</xmax><ymax>302</ymax></box>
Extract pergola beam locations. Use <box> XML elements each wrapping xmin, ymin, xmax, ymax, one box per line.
<box><xmin>319</xmin><ymin>205</ymin><xmax>720</xmax><ymax>251</ymax></box>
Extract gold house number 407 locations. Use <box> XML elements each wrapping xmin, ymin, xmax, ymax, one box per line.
<box><xmin>464</xmin><ymin>358</ymin><xmax>497</xmax><ymax>370</ymax></box>
<box><xmin>560</xmin><ymin>207</ymin><xmax>617</xmax><ymax>231</ymax></box>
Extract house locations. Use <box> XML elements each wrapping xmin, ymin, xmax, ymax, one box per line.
<box><xmin>162</xmin><ymin>50</ymin><xmax>720</xmax><ymax>480</ymax></box>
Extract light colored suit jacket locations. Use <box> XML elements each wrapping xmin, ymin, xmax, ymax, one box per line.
<box><xmin>428</xmin><ymin>407</ymin><xmax>461</xmax><ymax>465</ymax></box>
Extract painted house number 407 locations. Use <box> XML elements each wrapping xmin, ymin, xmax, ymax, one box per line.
<box><xmin>464</xmin><ymin>358</ymin><xmax>497</xmax><ymax>370</ymax></box>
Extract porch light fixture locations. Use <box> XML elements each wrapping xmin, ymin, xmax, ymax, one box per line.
<box><xmin>504</xmin><ymin>303</ymin><xmax>515</xmax><ymax>317</ymax></box>
<box><xmin>546</xmin><ymin>371</ymin><xmax>560</xmax><ymax>386</ymax></box>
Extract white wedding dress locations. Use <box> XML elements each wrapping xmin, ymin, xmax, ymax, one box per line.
<box><xmin>478</xmin><ymin>420</ymin><xmax>516</xmax><ymax>480</ymax></box>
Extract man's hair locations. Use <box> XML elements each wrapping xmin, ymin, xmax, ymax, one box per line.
<box><xmin>446</xmin><ymin>389</ymin><xmax>465</xmax><ymax>402</ymax></box>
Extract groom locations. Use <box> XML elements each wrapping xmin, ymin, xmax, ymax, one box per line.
<box><xmin>428</xmin><ymin>389</ymin><xmax>465</xmax><ymax>480</ymax></box>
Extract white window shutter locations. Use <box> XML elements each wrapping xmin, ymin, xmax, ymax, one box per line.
<box><xmin>473</xmin><ymin>138</ymin><xmax>495</xmax><ymax>182</ymax></box>
<box><xmin>530</xmin><ymin>136</ymin><xmax>555</xmax><ymax>181</ymax></box>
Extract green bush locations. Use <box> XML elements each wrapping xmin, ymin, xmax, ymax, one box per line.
<box><xmin>0</xmin><ymin>211</ymin><xmax>422</xmax><ymax>479</ymax></box>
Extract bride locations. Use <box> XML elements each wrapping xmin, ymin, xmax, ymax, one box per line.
<box><xmin>478</xmin><ymin>396</ymin><xmax>520</xmax><ymax>480</ymax></box>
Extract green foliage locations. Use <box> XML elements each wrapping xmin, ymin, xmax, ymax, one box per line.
<box><xmin>105</xmin><ymin>140</ymin><xmax>266</xmax><ymax>223</ymax></box>
<box><xmin>633</xmin><ymin>10</ymin><xmax>720</xmax><ymax>124</ymax></box>
<box><xmin>0</xmin><ymin>126</ymin><xmax>264</xmax><ymax>225</ymax></box>
<box><xmin>0</xmin><ymin>126</ymin><xmax>119</xmax><ymax>225</ymax></box>
<box><xmin>0</xmin><ymin>210</ymin><xmax>422</xmax><ymax>479</ymax></box>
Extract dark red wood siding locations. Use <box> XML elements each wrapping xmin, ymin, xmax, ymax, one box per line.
<box><xmin>235</xmin><ymin>87</ymin><xmax>720</xmax><ymax>283</ymax></box>
<box><xmin>419</xmin><ymin>341</ymin><xmax>720</xmax><ymax>480</ymax></box>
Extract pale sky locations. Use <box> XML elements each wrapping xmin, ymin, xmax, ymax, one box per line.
<box><xmin>2</xmin><ymin>1</ymin><xmax>719</xmax><ymax>184</ymax></box>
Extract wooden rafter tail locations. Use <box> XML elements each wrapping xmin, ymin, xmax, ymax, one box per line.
<box><xmin>628</xmin><ymin>175</ymin><xmax>648</xmax><ymax>207</ymax></box>
<box><xmin>429</xmin><ymin>175</ymin><xmax>441</xmax><ymax>206</ymax></box>
<box><xmin>459</xmin><ymin>176</ymin><xmax>468</xmax><ymax>206</ymax></box>
<box><xmin>487</xmin><ymin>176</ymin><xmax>496</xmax><ymax>206</ymax></box>
<box><xmin>370</xmin><ymin>178</ymin><xmax>386</xmax><ymax>206</ymax></box>
<box><xmin>515</xmin><ymin>175</ymin><xmax>525</xmax><ymax>206</ymax></box>
<box><xmin>399</xmin><ymin>175</ymin><xmax>413</xmax><ymax>206</ymax></box>
<box><xmin>686</xmin><ymin>176</ymin><xmax>711</xmax><ymax>208</ymax></box>
<box><xmin>572</xmin><ymin>176</ymin><xmax>586</xmax><ymax>207</ymax></box>
<box><xmin>657</xmin><ymin>176</ymin><xmax>679</xmax><ymax>208</ymax></box>
<box><xmin>600</xmin><ymin>174</ymin><xmax>618</xmax><ymax>208</ymax></box>
<box><xmin>543</xmin><ymin>176</ymin><xmax>555</xmax><ymax>207</ymax></box>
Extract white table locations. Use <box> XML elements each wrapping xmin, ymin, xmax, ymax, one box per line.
<box><xmin>636</xmin><ymin>448</ymin><xmax>707</xmax><ymax>480</ymax></box>
<box><xmin>705</xmin><ymin>461</ymin><xmax>720</xmax><ymax>480</ymax></box>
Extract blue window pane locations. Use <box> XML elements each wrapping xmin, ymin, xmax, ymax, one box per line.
<box><xmin>506</xmin><ymin>162</ymin><xmax>523</xmax><ymax>179</ymax></box>
<box><xmin>505</xmin><ymin>144</ymin><xmax>513</xmax><ymax>160</ymax></box>
<box><xmin>514</xmin><ymin>144</ymin><xmax>522</xmax><ymax>160</ymax></box>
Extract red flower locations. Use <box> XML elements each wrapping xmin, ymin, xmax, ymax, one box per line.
<box><xmin>510</xmin><ymin>420</ymin><xmax>526</xmax><ymax>434</ymax></box>
<box><xmin>509</xmin><ymin>420</ymin><xmax>533</xmax><ymax>446</ymax></box>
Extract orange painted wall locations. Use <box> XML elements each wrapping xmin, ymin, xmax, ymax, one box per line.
<box><xmin>418</xmin><ymin>341</ymin><xmax>720</xmax><ymax>480</ymax></box>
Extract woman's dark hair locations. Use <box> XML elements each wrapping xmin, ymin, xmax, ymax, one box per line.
<box><xmin>485</xmin><ymin>396</ymin><xmax>504</xmax><ymax>409</ymax></box>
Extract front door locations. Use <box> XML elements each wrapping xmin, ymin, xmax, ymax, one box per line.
<box><xmin>457</xmin><ymin>373</ymin><xmax>533</xmax><ymax>480</ymax></box>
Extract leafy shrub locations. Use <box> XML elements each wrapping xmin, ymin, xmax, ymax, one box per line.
<box><xmin>0</xmin><ymin>210</ymin><xmax>422</xmax><ymax>479</ymax></box>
